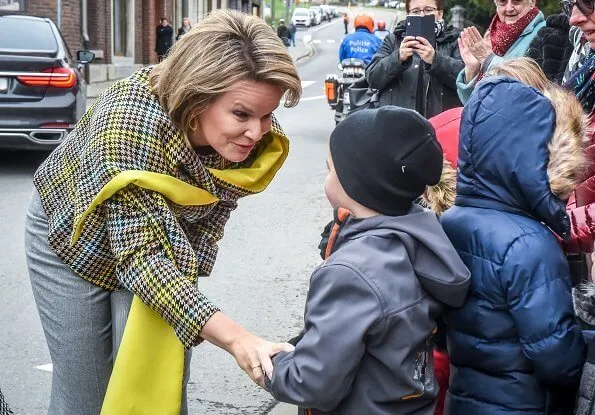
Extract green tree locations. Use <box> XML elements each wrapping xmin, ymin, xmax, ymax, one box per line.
<box><xmin>445</xmin><ymin>0</ymin><xmax>563</xmax><ymax>32</ymax></box>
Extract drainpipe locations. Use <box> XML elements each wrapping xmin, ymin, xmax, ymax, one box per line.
<box><xmin>81</xmin><ymin>0</ymin><xmax>90</xmax><ymax>83</ymax></box>
<box><xmin>57</xmin><ymin>0</ymin><xmax>62</xmax><ymax>28</ymax></box>
<box><xmin>81</xmin><ymin>0</ymin><xmax>89</xmax><ymax>49</ymax></box>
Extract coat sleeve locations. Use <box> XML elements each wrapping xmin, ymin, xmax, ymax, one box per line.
<box><xmin>456</xmin><ymin>55</ymin><xmax>505</xmax><ymax>104</ymax></box>
<box><xmin>526</xmin><ymin>28</ymin><xmax>545</xmax><ymax>71</ymax></box>
<box><xmin>366</xmin><ymin>33</ymin><xmax>410</xmax><ymax>92</ymax></box>
<box><xmin>566</xmin><ymin>140</ymin><xmax>595</xmax><ymax>254</ymax></box>
<box><xmin>426</xmin><ymin>41</ymin><xmax>464</xmax><ymax>92</ymax></box>
<box><xmin>104</xmin><ymin>185</ymin><xmax>220</xmax><ymax>349</ymax></box>
<box><xmin>339</xmin><ymin>40</ymin><xmax>347</xmax><ymax>62</ymax></box>
<box><xmin>503</xmin><ymin>234</ymin><xmax>585</xmax><ymax>385</ymax></box>
<box><xmin>567</xmin><ymin>196</ymin><xmax>595</xmax><ymax>253</ymax></box>
<box><xmin>269</xmin><ymin>263</ymin><xmax>383</xmax><ymax>411</ymax></box>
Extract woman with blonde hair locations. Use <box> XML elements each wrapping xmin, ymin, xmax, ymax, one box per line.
<box><xmin>25</xmin><ymin>9</ymin><xmax>301</xmax><ymax>414</ymax></box>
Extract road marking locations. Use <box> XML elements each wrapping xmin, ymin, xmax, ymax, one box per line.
<box><xmin>309</xmin><ymin>17</ymin><xmax>343</xmax><ymax>33</ymax></box>
<box><xmin>301</xmin><ymin>81</ymin><xmax>316</xmax><ymax>88</ymax></box>
<box><xmin>283</xmin><ymin>94</ymin><xmax>326</xmax><ymax>105</ymax></box>
<box><xmin>300</xmin><ymin>95</ymin><xmax>326</xmax><ymax>102</ymax></box>
<box><xmin>35</xmin><ymin>364</ymin><xmax>53</xmax><ymax>372</ymax></box>
<box><xmin>326</xmin><ymin>39</ymin><xmax>336</xmax><ymax>43</ymax></box>
<box><xmin>312</xmin><ymin>39</ymin><xmax>322</xmax><ymax>44</ymax></box>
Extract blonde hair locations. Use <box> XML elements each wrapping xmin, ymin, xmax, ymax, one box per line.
<box><xmin>150</xmin><ymin>9</ymin><xmax>302</xmax><ymax>139</ymax></box>
<box><xmin>485</xmin><ymin>57</ymin><xmax>550</xmax><ymax>91</ymax></box>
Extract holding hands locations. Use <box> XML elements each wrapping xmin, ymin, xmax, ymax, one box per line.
<box><xmin>399</xmin><ymin>36</ymin><xmax>436</xmax><ymax>65</ymax></box>
<box><xmin>200</xmin><ymin>311</ymin><xmax>295</xmax><ymax>390</ymax></box>
<box><xmin>230</xmin><ymin>331</ymin><xmax>295</xmax><ymax>389</ymax></box>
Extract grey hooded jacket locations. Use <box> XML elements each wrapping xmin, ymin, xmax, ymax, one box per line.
<box><xmin>269</xmin><ymin>206</ymin><xmax>470</xmax><ymax>414</ymax></box>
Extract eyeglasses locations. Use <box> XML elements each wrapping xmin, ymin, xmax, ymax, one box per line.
<box><xmin>494</xmin><ymin>0</ymin><xmax>526</xmax><ymax>6</ymax></box>
<box><xmin>560</xmin><ymin>0</ymin><xmax>595</xmax><ymax>17</ymax></box>
<box><xmin>409</xmin><ymin>6</ymin><xmax>439</xmax><ymax>14</ymax></box>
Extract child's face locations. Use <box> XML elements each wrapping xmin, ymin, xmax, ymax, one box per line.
<box><xmin>324</xmin><ymin>154</ymin><xmax>350</xmax><ymax>210</ymax></box>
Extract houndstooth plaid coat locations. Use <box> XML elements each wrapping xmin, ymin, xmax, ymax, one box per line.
<box><xmin>33</xmin><ymin>67</ymin><xmax>288</xmax><ymax>348</ymax></box>
<box><xmin>0</xmin><ymin>388</ymin><xmax>12</xmax><ymax>415</ymax></box>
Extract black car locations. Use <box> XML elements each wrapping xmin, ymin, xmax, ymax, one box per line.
<box><xmin>0</xmin><ymin>13</ymin><xmax>93</xmax><ymax>150</ymax></box>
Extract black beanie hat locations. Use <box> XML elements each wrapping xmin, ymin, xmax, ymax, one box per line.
<box><xmin>330</xmin><ymin>106</ymin><xmax>443</xmax><ymax>216</ymax></box>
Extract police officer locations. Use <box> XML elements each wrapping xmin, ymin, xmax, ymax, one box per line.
<box><xmin>339</xmin><ymin>15</ymin><xmax>382</xmax><ymax>65</ymax></box>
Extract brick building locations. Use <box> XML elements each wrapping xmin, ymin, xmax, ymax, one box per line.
<box><xmin>0</xmin><ymin>0</ymin><xmax>263</xmax><ymax>84</ymax></box>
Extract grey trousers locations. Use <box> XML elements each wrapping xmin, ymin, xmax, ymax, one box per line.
<box><xmin>25</xmin><ymin>190</ymin><xmax>192</xmax><ymax>415</ymax></box>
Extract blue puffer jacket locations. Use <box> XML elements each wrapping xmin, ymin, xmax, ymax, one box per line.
<box><xmin>339</xmin><ymin>28</ymin><xmax>382</xmax><ymax>66</ymax></box>
<box><xmin>441</xmin><ymin>77</ymin><xmax>586</xmax><ymax>414</ymax></box>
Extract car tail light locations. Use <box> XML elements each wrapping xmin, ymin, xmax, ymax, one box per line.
<box><xmin>17</xmin><ymin>67</ymin><xmax>76</xmax><ymax>88</ymax></box>
<box><xmin>40</xmin><ymin>122</ymin><xmax>74</xmax><ymax>129</ymax></box>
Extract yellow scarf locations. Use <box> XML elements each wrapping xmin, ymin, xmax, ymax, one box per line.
<box><xmin>100</xmin><ymin>133</ymin><xmax>288</xmax><ymax>415</ymax></box>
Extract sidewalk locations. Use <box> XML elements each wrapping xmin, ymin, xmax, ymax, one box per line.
<box><xmin>269</xmin><ymin>402</ymin><xmax>297</xmax><ymax>414</ymax></box>
<box><xmin>288</xmin><ymin>36</ymin><xmax>315</xmax><ymax>63</ymax></box>
<box><xmin>87</xmin><ymin>39</ymin><xmax>313</xmax><ymax>99</ymax></box>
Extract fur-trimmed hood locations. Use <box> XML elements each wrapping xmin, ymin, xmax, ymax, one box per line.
<box><xmin>424</xmin><ymin>77</ymin><xmax>589</xmax><ymax>224</ymax></box>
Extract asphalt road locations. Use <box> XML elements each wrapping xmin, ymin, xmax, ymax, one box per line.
<box><xmin>0</xmin><ymin>7</ymin><xmax>397</xmax><ymax>414</ymax></box>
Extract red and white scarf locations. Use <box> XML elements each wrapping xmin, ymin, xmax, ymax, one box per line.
<box><xmin>488</xmin><ymin>6</ymin><xmax>539</xmax><ymax>56</ymax></box>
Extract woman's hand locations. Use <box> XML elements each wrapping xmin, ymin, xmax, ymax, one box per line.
<box><xmin>461</xmin><ymin>27</ymin><xmax>491</xmax><ymax>62</ymax></box>
<box><xmin>229</xmin><ymin>332</ymin><xmax>295</xmax><ymax>389</ymax></box>
<box><xmin>200</xmin><ymin>311</ymin><xmax>294</xmax><ymax>389</ymax></box>
<box><xmin>458</xmin><ymin>37</ymin><xmax>480</xmax><ymax>82</ymax></box>
<box><xmin>413</xmin><ymin>36</ymin><xmax>436</xmax><ymax>65</ymax></box>
<box><xmin>399</xmin><ymin>36</ymin><xmax>418</xmax><ymax>63</ymax></box>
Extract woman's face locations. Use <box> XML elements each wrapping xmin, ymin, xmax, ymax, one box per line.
<box><xmin>569</xmin><ymin>2</ymin><xmax>595</xmax><ymax>48</ymax></box>
<box><xmin>407</xmin><ymin>0</ymin><xmax>443</xmax><ymax>21</ymax></box>
<box><xmin>494</xmin><ymin>0</ymin><xmax>534</xmax><ymax>24</ymax></box>
<box><xmin>190</xmin><ymin>81</ymin><xmax>283</xmax><ymax>163</ymax></box>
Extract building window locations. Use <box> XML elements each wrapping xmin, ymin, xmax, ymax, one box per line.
<box><xmin>113</xmin><ymin>0</ymin><xmax>134</xmax><ymax>58</ymax></box>
<box><xmin>0</xmin><ymin>0</ymin><xmax>24</xmax><ymax>10</ymax></box>
<box><xmin>113</xmin><ymin>0</ymin><xmax>127</xmax><ymax>56</ymax></box>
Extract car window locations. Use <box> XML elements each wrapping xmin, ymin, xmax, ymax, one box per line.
<box><xmin>0</xmin><ymin>16</ymin><xmax>58</xmax><ymax>53</ymax></box>
<box><xmin>294</xmin><ymin>9</ymin><xmax>308</xmax><ymax>15</ymax></box>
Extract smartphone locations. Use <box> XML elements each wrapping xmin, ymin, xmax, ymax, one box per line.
<box><xmin>405</xmin><ymin>15</ymin><xmax>436</xmax><ymax>48</ymax></box>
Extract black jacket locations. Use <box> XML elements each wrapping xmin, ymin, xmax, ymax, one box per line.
<box><xmin>366</xmin><ymin>22</ymin><xmax>463</xmax><ymax>118</ymax></box>
<box><xmin>574</xmin><ymin>284</ymin><xmax>595</xmax><ymax>415</ymax></box>
<box><xmin>156</xmin><ymin>24</ymin><xmax>173</xmax><ymax>55</ymax></box>
<box><xmin>277</xmin><ymin>24</ymin><xmax>291</xmax><ymax>39</ymax></box>
<box><xmin>526</xmin><ymin>13</ymin><xmax>573</xmax><ymax>84</ymax></box>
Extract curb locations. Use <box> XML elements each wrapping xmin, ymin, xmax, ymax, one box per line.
<box><xmin>295</xmin><ymin>35</ymin><xmax>316</xmax><ymax>63</ymax></box>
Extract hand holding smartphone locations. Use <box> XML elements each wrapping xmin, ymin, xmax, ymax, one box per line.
<box><xmin>405</xmin><ymin>15</ymin><xmax>436</xmax><ymax>48</ymax></box>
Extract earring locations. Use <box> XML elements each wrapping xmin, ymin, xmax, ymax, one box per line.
<box><xmin>189</xmin><ymin>115</ymin><xmax>198</xmax><ymax>132</ymax></box>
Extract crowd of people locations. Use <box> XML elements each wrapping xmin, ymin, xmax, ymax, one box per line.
<box><xmin>330</xmin><ymin>1</ymin><xmax>595</xmax><ymax>414</ymax></box>
<box><xmin>4</xmin><ymin>2</ymin><xmax>595</xmax><ymax>414</ymax></box>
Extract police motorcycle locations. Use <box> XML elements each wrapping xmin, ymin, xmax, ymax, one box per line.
<box><xmin>324</xmin><ymin>58</ymin><xmax>366</xmax><ymax>125</ymax></box>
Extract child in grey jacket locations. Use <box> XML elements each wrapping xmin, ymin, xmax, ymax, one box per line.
<box><xmin>267</xmin><ymin>106</ymin><xmax>471</xmax><ymax>415</ymax></box>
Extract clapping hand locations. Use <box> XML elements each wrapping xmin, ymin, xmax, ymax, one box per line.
<box><xmin>457</xmin><ymin>35</ymin><xmax>480</xmax><ymax>82</ymax></box>
<box><xmin>460</xmin><ymin>26</ymin><xmax>491</xmax><ymax>62</ymax></box>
